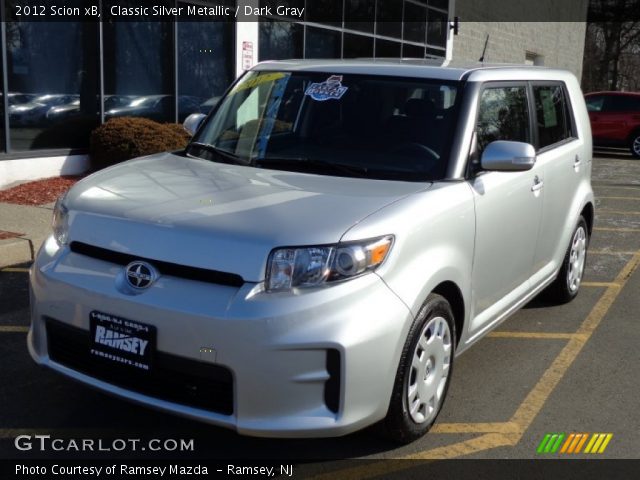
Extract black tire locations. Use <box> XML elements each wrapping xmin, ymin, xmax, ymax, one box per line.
<box><xmin>546</xmin><ymin>216</ymin><xmax>589</xmax><ymax>304</ymax></box>
<box><xmin>630</xmin><ymin>131</ymin><xmax>640</xmax><ymax>159</ymax></box>
<box><xmin>381</xmin><ymin>293</ymin><xmax>456</xmax><ymax>444</ymax></box>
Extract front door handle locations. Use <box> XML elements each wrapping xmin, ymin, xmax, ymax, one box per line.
<box><xmin>531</xmin><ymin>176</ymin><xmax>544</xmax><ymax>192</ymax></box>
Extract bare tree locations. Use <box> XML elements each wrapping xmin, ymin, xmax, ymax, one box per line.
<box><xmin>582</xmin><ymin>0</ymin><xmax>640</xmax><ymax>92</ymax></box>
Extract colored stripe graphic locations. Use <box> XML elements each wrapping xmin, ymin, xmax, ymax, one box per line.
<box><xmin>539</xmin><ymin>433</ymin><xmax>612</xmax><ymax>454</ymax></box>
<box><xmin>537</xmin><ymin>433</ymin><xmax>565</xmax><ymax>454</ymax></box>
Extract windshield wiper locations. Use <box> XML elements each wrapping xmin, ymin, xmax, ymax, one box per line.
<box><xmin>254</xmin><ymin>156</ymin><xmax>369</xmax><ymax>178</ymax></box>
<box><xmin>186</xmin><ymin>142</ymin><xmax>249</xmax><ymax>166</ymax></box>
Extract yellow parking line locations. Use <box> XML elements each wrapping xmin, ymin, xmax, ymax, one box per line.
<box><xmin>0</xmin><ymin>326</ymin><xmax>29</xmax><ymax>333</ymax></box>
<box><xmin>597</xmin><ymin>196</ymin><xmax>640</xmax><ymax>201</ymax></box>
<box><xmin>594</xmin><ymin>227</ymin><xmax>640</xmax><ymax>233</ymax></box>
<box><xmin>597</xmin><ymin>210</ymin><xmax>640</xmax><ymax>216</ymax></box>
<box><xmin>589</xmin><ymin>250</ymin><xmax>637</xmax><ymax>256</ymax></box>
<box><xmin>1</xmin><ymin>267</ymin><xmax>29</xmax><ymax>273</ymax></box>
<box><xmin>488</xmin><ymin>331</ymin><xmax>578</xmax><ymax>340</ymax></box>
<box><xmin>310</xmin><ymin>251</ymin><xmax>640</xmax><ymax>478</ymax></box>
<box><xmin>509</xmin><ymin>251</ymin><xmax>640</xmax><ymax>434</ymax></box>
<box><xmin>582</xmin><ymin>281</ymin><xmax>621</xmax><ymax>288</ymax></box>
<box><xmin>431</xmin><ymin>422</ymin><xmax>520</xmax><ymax>434</ymax></box>
<box><xmin>593</xmin><ymin>185</ymin><xmax>640</xmax><ymax>192</ymax></box>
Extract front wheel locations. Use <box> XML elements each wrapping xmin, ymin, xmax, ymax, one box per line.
<box><xmin>546</xmin><ymin>216</ymin><xmax>589</xmax><ymax>304</ymax></box>
<box><xmin>630</xmin><ymin>132</ymin><xmax>640</xmax><ymax>159</ymax></box>
<box><xmin>381</xmin><ymin>293</ymin><xmax>455</xmax><ymax>444</ymax></box>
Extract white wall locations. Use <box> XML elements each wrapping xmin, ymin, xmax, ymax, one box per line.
<box><xmin>0</xmin><ymin>154</ymin><xmax>89</xmax><ymax>190</ymax></box>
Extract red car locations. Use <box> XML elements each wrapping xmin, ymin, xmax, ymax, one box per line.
<box><xmin>584</xmin><ymin>91</ymin><xmax>640</xmax><ymax>158</ymax></box>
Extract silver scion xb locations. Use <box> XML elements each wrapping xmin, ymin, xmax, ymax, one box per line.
<box><xmin>28</xmin><ymin>60</ymin><xmax>594</xmax><ymax>443</ymax></box>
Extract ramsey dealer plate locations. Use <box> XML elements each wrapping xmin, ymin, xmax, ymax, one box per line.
<box><xmin>89</xmin><ymin>311</ymin><xmax>156</xmax><ymax>371</ymax></box>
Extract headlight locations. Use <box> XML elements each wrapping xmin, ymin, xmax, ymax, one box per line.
<box><xmin>266</xmin><ymin>236</ymin><xmax>393</xmax><ymax>292</ymax></box>
<box><xmin>52</xmin><ymin>194</ymin><xmax>69</xmax><ymax>245</ymax></box>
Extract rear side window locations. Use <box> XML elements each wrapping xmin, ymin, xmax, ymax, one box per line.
<box><xmin>603</xmin><ymin>95</ymin><xmax>640</xmax><ymax>112</ymax></box>
<box><xmin>585</xmin><ymin>95</ymin><xmax>604</xmax><ymax>112</ymax></box>
<box><xmin>533</xmin><ymin>85</ymin><xmax>572</xmax><ymax>149</ymax></box>
<box><xmin>476</xmin><ymin>86</ymin><xmax>530</xmax><ymax>154</ymax></box>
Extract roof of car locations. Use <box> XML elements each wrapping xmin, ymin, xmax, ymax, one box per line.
<box><xmin>252</xmin><ymin>58</ymin><xmax>575</xmax><ymax>82</ymax></box>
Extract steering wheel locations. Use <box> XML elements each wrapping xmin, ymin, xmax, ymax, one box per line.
<box><xmin>389</xmin><ymin>142</ymin><xmax>440</xmax><ymax>160</ymax></box>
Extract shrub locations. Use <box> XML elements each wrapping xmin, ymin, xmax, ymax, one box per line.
<box><xmin>90</xmin><ymin>117</ymin><xmax>191</xmax><ymax>170</ymax></box>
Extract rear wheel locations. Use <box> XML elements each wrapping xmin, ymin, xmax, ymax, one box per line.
<box><xmin>630</xmin><ymin>132</ymin><xmax>640</xmax><ymax>158</ymax></box>
<box><xmin>381</xmin><ymin>293</ymin><xmax>455</xmax><ymax>444</ymax></box>
<box><xmin>546</xmin><ymin>216</ymin><xmax>589</xmax><ymax>304</ymax></box>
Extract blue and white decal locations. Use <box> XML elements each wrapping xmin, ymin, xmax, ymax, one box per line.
<box><xmin>305</xmin><ymin>75</ymin><xmax>348</xmax><ymax>101</ymax></box>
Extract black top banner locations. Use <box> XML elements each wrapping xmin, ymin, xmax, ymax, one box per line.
<box><xmin>3</xmin><ymin>0</ymin><xmax>640</xmax><ymax>22</ymax></box>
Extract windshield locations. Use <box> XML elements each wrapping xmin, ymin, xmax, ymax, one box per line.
<box><xmin>192</xmin><ymin>71</ymin><xmax>461</xmax><ymax>181</ymax></box>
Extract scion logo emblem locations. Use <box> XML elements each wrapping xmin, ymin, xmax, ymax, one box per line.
<box><xmin>125</xmin><ymin>261</ymin><xmax>157</xmax><ymax>289</ymax></box>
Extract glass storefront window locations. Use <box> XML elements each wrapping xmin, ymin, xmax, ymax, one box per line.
<box><xmin>259</xmin><ymin>20</ymin><xmax>304</xmax><ymax>62</ymax></box>
<box><xmin>178</xmin><ymin>3</ymin><xmax>235</xmax><ymax>121</ymax></box>
<box><xmin>427</xmin><ymin>9</ymin><xmax>448</xmax><ymax>48</ymax></box>
<box><xmin>5</xmin><ymin>0</ymin><xmax>98</xmax><ymax>151</ymax></box>
<box><xmin>343</xmin><ymin>33</ymin><xmax>374</xmax><ymax>59</ymax></box>
<box><xmin>306</xmin><ymin>0</ymin><xmax>342</xmax><ymax>27</ymax></box>
<box><xmin>403</xmin><ymin>43</ymin><xmax>426</xmax><ymax>58</ymax></box>
<box><xmin>345</xmin><ymin>0</ymin><xmax>375</xmax><ymax>33</ymax></box>
<box><xmin>404</xmin><ymin>3</ymin><xmax>427</xmax><ymax>44</ymax></box>
<box><xmin>305</xmin><ymin>27</ymin><xmax>342</xmax><ymax>59</ymax></box>
<box><xmin>376</xmin><ymin>0</ymin><xmax>403</xmax><ymax>39</ymax></box>
<box><xmin>375</xmin><ymin>39</ymin><xmax>402</xmax><ymax>58</ymax></box>
<box><xmin>103</xmin><ymin>1</ymin><xmax>173</xmax><ymax>123</ymax></box>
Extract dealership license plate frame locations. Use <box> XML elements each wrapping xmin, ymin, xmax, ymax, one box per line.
<box><xmin>89</xmin><ymin>310</ymin><xmax>156</xmax><ymax>372</ymax></box>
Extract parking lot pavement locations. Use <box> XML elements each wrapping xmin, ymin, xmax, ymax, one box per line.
<box><xmin>0</xmin><ymin>154</ymin><xmax>639</xmax><ymax>472</ymax></box>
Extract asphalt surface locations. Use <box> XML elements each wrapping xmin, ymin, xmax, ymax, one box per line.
<box><xmin>1</xmin><ymin>152</ymin><xmax>639</xmax><ymax>476</ymax></box>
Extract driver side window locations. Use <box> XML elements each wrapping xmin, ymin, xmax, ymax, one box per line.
<box><xmin>476</xmin><ymin>86</ymin><xmax>530</xmax><ymax>155</ymax></box>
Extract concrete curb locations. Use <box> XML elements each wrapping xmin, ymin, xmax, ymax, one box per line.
<box><xmin>0</xmin><ymin>237</ymin><xmax>34</xmax><ymax>268</ymax></box>
<box><xmin>0</xmin><ymin>202</ymin><xmax>53</xmax><ymax>269</ymax></box>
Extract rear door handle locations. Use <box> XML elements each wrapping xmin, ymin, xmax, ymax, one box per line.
<box><xmin>531</xmin><ymin>176</ymin><xmax>544</xmax><ymax>192</ymax></box>
<box><xmin>574</xmin><ymin>155</ymin><xmax>581</xmax><ymax>171</ymax></box>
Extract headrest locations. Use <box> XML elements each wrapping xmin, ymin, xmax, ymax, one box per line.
<box><xmin>405</xmin><ymin>98</ymin><xmax>435</xmax><ymax>117</ymax></box>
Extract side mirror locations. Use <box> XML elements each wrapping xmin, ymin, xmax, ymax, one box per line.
<box><xmin>183</xmin><ymin>113</ymin><xmax>206</xmax><ymax>136</ymax></box>
<box><xmin>481</xmin><ymin>140</ymin><xmax>536</xmax><ymax>172</ymax></box>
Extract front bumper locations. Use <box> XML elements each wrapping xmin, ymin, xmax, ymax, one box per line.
<box><xmin>28</xmin><ymin>237</ymin><xmax>412</xmax><ymax>437</ymax></box>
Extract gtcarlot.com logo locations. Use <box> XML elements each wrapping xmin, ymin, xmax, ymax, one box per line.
<box><xmin>536</xmin><ymin>432</ymin><xmax>613</xmax><ymax>454</ymax></box>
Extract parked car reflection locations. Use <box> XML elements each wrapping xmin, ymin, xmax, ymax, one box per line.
<box><xmin>106</xmin><ymin>94</ymin><xmax>205</xmax><ymax>122</ymax></box>
<box><xmin>9</xmin><ymin>94</ymin><xmax>78</xmax><ymax>126</ymax></box>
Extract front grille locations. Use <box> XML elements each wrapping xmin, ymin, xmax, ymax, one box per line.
<box><xmin>70</xmin><ymin>241</ymin><xmax>244</xmax><ymax>288</ymax></box>
<box><xmin>46</xmin><ymin>318</ymin><xmax>234</xmax><ymax>415</ymax></box>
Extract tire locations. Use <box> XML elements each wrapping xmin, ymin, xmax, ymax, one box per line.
<box><xmin>546</xmin><ymin>216</ymin><xmax>589</xmax><ymax>304</ymax></box>
<box><xmin>630</xmin><ymin>132</ymin><xmax>640</xmax><ymax>159</ymax></box>
<box><xmin>381</xmin><ymin>293</ymin><xmax>456</xmax><ymax>444</ymax></box>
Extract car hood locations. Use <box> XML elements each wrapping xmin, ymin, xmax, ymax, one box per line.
<box><xmin>66</xmin><ymin>152</ymin><xmax>430</xmax><ymax>282</ymax></box>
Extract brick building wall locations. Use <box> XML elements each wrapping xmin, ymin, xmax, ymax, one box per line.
<box><xmin>451</xmin><ymin>1</ymin><xmax>589</xmax><ymax>80</ymax></box>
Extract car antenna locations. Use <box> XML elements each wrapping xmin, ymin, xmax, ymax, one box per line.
<box><xmin>479</xmin><ymin>34</ymin><xmax>490</xmax><ymax>63</ymax></box>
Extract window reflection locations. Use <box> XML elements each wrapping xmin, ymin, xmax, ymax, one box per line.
<box><xmin>306</xmin><ymin>27</ymin><xmax>342</xmax><ymax>59</ymax></box>
<box><xmin>178</xmin><ymin>3</ymin><xmax>235</xmax><ymax>121</ymax></box>
<box><xmin>5</xmin><ymin>0</ymin><xmax>99</xmax><ymax>151</ymax></box>
<box><xmin>103</xmin><ymin>1</ymin><xmax>172</xmax><ymax>123</ymax></box>
<box><xmin>259</xmin><ymin>1</ymin><xmax>449</xmax><ymax>63</ymax></box>
<box><xmin>427</xmin><ymin>9</ymin><xmax>448</xmax><ymax>48</ymax></box>
<box><xmin>259</xmin><ymin>20</ymin><xmax>304</xmax><ymax>62</ymax></box>
<box><xmin>376</xmin><ymin>0</ymin><xmax>402</xmax><ymax>38</ymax></box>
<box><xmin>343</xmin><ymin>33</ymin><xmax>373</xmax><ymax>59</ymax></box>
<box><xmin>345</xmin><ymin>0</ymin><xmax>375</xmax><ymax>33</ymax></box>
